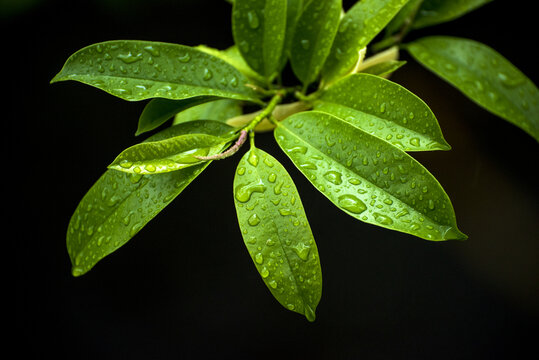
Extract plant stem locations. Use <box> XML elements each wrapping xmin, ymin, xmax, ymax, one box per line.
<box><xmin>243</xmin><ymin>92</ymin><xmax>284</xmax><ymax>132</ymax></box>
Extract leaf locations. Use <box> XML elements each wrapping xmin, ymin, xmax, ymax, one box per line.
<box><xmin>67</xmin><ymin>120</ymin><xmax>234</xmax><ymax>276</ymax></box>
<box><xmin>290</xmin><ymin>0</ymin><xmax>342</xmax><ymax>86</ymax></box>
<box><xmin>385</xmin><ymin>0</ymin><xmax>424</xmax><ymax>36</ymax></box>
<box><xmin>232</xmin><ymin>0</ymin><xmax>288</xmax><ymax>78</ymax></box>
<box><xmin>51</xmin><ymin>40</ymin><xmax>261</xmax><ymax>103</ymax></box>
<box><xmin>406</xmin><ymin>36</ymin><xmax>539</xmax><ymax>141</ymax></box>
<box><xmin>233</xmin><ymin>147</ymin><xmax>322</xmax><ymax>321</ymax></box>
<box><xmin>109</xmin><ymin>133</ymin><xmax>230</xmax><ymax>175</ymax></box>
<box><xmin>413</xmin><ymin>0</ymin><xmax>493</xmax><ymax>29</ymax></box>
<box><xmin>173</xmin><ymin>99</ymin><xmax>243</xmax><ymax>125</ymax></box>
<box><xmin>278</xmin><ymin>0</ymin><xmax>304</xmax><ymax>70</ymax></box>
<box><xmin>196</xmin><ymin>45</ymin><xmax>266</xmax><ymax>84</ymax></box>
<box><xmin>136</xmin><ymin>96</ymin><xmax>217</xmax><ymax>136</ymax></box>
<box><xmin>275</xmin><ymin>111</ymin><xmax>466</xmax><ymax>241</ymax></box>
<box><xmin>360</xmin><ymin>60</ymin><xmax>407</xmax><ymax>77</ymax></box>
<box><xmin>314</xmin><ymin>74</ymin><xmax>450</xmax><ymax>151</ymax></box>
<box><xmin>322</xmin><ymin>0</ymin><xmax>409</xmax><ymax>86</ymax></box>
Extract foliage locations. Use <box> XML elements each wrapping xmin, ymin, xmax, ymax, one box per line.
<box><xmin>51</xmin><ymin>0</ymin><xmax>538</xmax><ymax>321</ymax></box>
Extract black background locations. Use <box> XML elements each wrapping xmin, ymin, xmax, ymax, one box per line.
<box><xmin>5</xmin><ymin>0</ymin><xmax>538</xmax><ymax>358</ymax></box>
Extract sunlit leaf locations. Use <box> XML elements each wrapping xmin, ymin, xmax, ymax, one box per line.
<box><xmin>233</xmin><ymin>147</ymin><xmax>322</xmax><ymax>321</ymax></box>
<box><xmin>67</xmin><ymin>120</ymin><xmax>234</xmax><ymax>276</ymax></box>
<box><xmin>315</xmin><ymin>74</ymin><xmax>450</xmax><ymax>151</ymax></box>
<box><xmin>275</xmin><ymin>111</ymin><xmax>466</xmax><ymax>241</ymax></box>
<box><xmin>407</xmin><ymin>36</ymin><xmax>539</xmax><ymax>141</ymax></box>
<box><xmin>322</xmin><ymin>0</ymin><xmax>409</xmax><ymax>86</ymax></box>
<box><xmin>51</xmin><ymin>40</ymin><xmax>261</xmax><ymax>103</ymax></box>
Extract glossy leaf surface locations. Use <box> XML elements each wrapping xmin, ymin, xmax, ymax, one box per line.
<box><xmin>275</xmin><ymin>111</ymin><xmax>466</xmax><ymax>241</ymax></box>
<box><xmin>234</xmin><ymin>147</ymin><xmax>322</xmax><ymax>321</ymax></box>
<box><xmin>322</xmin><ymin>0</ymin><xmax>409</xmax><ymax>86</ymax></box>
<box><xmin>109</xmin><ymin>133</ymin><xmax>230</xmax><ymax>175</ymax></box>
<box><xmin>196</xmin><ymin>45</ymin><xmax>266</xmax><ymax>84</ymax></box>
<box><xmin>136</xmin><ymin>97</ymin><xmax>216</xmax><ymax>136</ymax></box>
<box><xmin>51</xmin><ymin>40</ymin><xmax>260</xmax><ymax>103</ymax></box>
<box><xmin>232</xmin><ymin>0</ymin><xmax>287</xmax><ymax>78</ymax></box>
<box><xmin>290</xmin><ymin>0</ymin><xmax>341</xmax><ymax>85</ymax></box>
<box><xmin>315</xmin><ymin>74</ymin><xmax>450</xmax><ymax>151</ymax></box>
<box><xmin>173</xmin><ymin>99</ymin><xmax>243</xmax><ymax>125</ymax></box>
<box><xmin>360</xmin><ymin>60</ymin><xmax>406</xmax><ymax>77</ymax></box>
<box><xmin>407</xmin><ymin>36</ymin><xmax>539</xmax><ymax>141</ymax></box>
<box><xmin>279</xmin><ymin>0</ymin><xmax>304</xmax><ymax>70</ymax></box>
<box><xmin>67</xmin><ymin>121</ymin><xmax>234</xmax><ymax>276</ymax></box>
<box><xmin>413</xmin><ymin>0</ymin><xmax>493</xmax><ymax>29</ymax></box>
<box><xmin>385</xmin><ymin>0</ymin><xmax>423</xmax><ymax>36</ymax></box>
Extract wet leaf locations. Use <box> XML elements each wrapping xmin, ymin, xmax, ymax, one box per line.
<box><xmin>51</xmin><ymin>40</ymin><xmax>261</xmax><ymax>103</ymax></box>
<box><xmin>360</xmin><ymin>60</ymin><xmax>407</xmax><ymax>77</ymax></box>
<box><xmin>67</xmin><ymin>120</ymin><xmax>234</xmax><ymax>276</ymax></box>
<box><xmin>315</xmin><ymin>74</ymin><xmax>450</xmax><ymax>151</ymax></box>
<box><xmin>173</xmin><ymin>99</ymin><xmax>243</xmax><ymax>125</ymax></box>
<box><xmin>109</xmin><ymin>133</ymin><xmax>230</xmax><ymax>174</ymax></box>
<box><xmin>290</xmin><ymin>0</ymin><xmax>341</xmax><ymax>86</ymax></box>
<box><xmin>136</xmin><ymin>97</ymin><xmax>216</xmax><ymax>136</ymax></box>
<box><xmin>233</xmin><ymin>147</ymin><xmax>322</xmax><ymax>321</ymax></box>
<box><xmin>413</xmin><ymin>0</ymin><xmax>493</xmax><ymax>29</ymax></box>
<box><xmin>232</xmin><ymin>0</ymin><xmax>287</xmax><ymax>78</ymax></box>
<box><xmin>322</xmin><ymin>0</ymin><xmax>409</xmax><ymax>86</ymax></box>
<box><xmin>407</xmin><ymin>36</ymin><xmax>539</xmax><ymax>141</ymax></box>
<box><xmin>275</xmin><ymin>111</ymin><xmax>466</xmax><ymax>241</ymax></box>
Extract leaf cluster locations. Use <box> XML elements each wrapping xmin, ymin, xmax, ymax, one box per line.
<box><xmin>51</xmin><ymin>0</ymin><xmax>538</xmax><ymax>321</ymax></box>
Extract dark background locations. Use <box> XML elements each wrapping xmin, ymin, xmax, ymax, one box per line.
<box><xmin>5</xmin><ymin>0</ymin><xmax>538</xmax><ymax>358</ymax></box>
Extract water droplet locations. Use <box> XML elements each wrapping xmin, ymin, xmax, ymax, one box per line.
<box><xmin>203</xmin><ymin>68</ymin><xmax>213</xmax><ymax>81</ymax></box>
<box><xmin>379</xmin><ymin>102</ymin><xmax>386</xmax><ymax>113</ymax></box>
<box><xmin>374</xmin><ymin>213</ymin><xmax>393</xmax><ymax>225</ymax></box>
<box><xmin>117</xmin><ymin>52</ymin><xmax>143</xmax><ymax>64</ymax></box>
<box><xmin>235</xmin><ymin>181</ymin><xmax>266</xmax><ymax>202</ymax></box>
<box><xmin>299</xmin><ymin>162</ymin><xmax>317</xmax><ymax>170</ymax></box>
<box><xmin>338</xmin><ymin>194</ymin><xmax>367</xmax><ymax>214</ymax></box>
<box><xmin>143</xmin><ymin>45</ymin><xmax>160</xmax><ymax>57</ymax></box>
<box><xmin>286</xmin><ymin>146</ymin><xmax>308</xmax><ymax>154</ymax></box>
<box><xmin>301</xmin><ymin>39</ymin><xmax>310</xmax><ymax>50</ymax></box>
<box><xmin>304</xmin><ymin>304</ymin><xmax>315</xmax><ymax>322</ymax></box>
<box><xmin>269</xmin><ymin>280</ymin><xmax>278</xmax><ymax>289</ymax></box>
<box><xmin>129</xmin><ymin>223</ymin><xmax>143</xmax><ymax>237</ymax></box>
<box><xmin>409</xmin><ymin>137</ymin><xmax>421</xmax><ymax>147</ymax></box>
<box><xmin>274</xmin><ymin>181</ymin><xmax>283</xmax><ymax>195</ymax></box>
<box><xmin>261</xmin><ymin>266</ymin><xmax>269</xmax><ymax>278</ymax></box>
<box><xmin>324</xmin><ymin>171</ymin><xmax>342</xmax><ymax>185</ymax></box>
<box><xmin>247</xmin><ymin>10</ymin><xmax>260</xmax><ymax>29</ymax></box>
<box><xmin>248</xmin><ymin>213</ymin><xmax>261</xmax><ymax>226</ymax></box>
<box><xmin>237</xmin><ymin>167</ymin><xmax>246</xmax><ymax>175</ymax></box>
<box><xmin>279</xmin><ymin>208</ymin><xmax>296</xmax><ymax>216</ymax></box>
<box><xmin>145</xmin><ymin>164</ymin><xmax>156</xmax><ymax>172</ymax></box>
<box><xmin>268</xmin><ymin>173</ymin><xmax>277</xmax><ymax>183</ymax></box>
<box><xmin>287</xmin><ymin>304</ymin><xmax>295</xmax><ymax>310</ymax></box>
<box><xmin>248</xmin><ymin>151</ymin><xmax>259</xmax><ymax>166</ymax></box>
<box><xmin>255</xmin><ymin>253</ymin><xmax>264</xmax><ymax>264</ymax></box>
<box><xmin>178</xmin><ymin>53</ymin><xmax>191</xmax><ymax>63</ymax></box>
<box><xmin>292</xmin><ymin>243</ymin><xmax>311</xmax><ymax>261</ymax></box>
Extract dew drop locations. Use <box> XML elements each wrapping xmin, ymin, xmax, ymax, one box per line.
<box><xmin>292</xmin><ymin>243</ymin><xmax>311</xmax><ymax>261</ymax></box>
<box><xmin>269</xmin><ymin>280</ymin><xmax>278</xmax><ymax>289</ymax></box>
<box><xmin>338</xmin><ymin>194</ymin><xmax>367</xmax><ymax>214</ymax></box>
<box><xmin>117</xmin><ymin>52</ymin><xmax>143</xmax><ymax>64</ymax></box>
<box><xmin>203</xmin><ymin>68</ymin><xmax>213</xmax><ymax>81</ymax></box>
<box><xmin>248</xmin><ymin>213</ymin><xmax>261</xmax><ymax>226</ymax></box>
<box><xmin>268</xmin><ymin>173</ymin><xmax>277</xmax><ymax>183</ymax></box>
<box><xmin>178</xmin><ymin>53</ymin><xmax>191</xmax><ymax>63</ymax></box>
<box><xmin>248</xmin><ymin>151</ymin><xmax>259</xmax><ymax>166</ymax></box>
<box><xmin>324</xmin><ymin>171</ymin><xmax>342</xmax><ymax>185</ymax></box>
<box><xmin>235</xmin><ymin>181</ymin><xmax>266</xmax><ymax>202</ymax></box>
<box><xmin>374</xmin><ymin>213</ymin><xmax>393</xmax><ymax>225</ymax></box>
<box><xmin>301</xmin><ymin>39</ymin><xmax>310</xmax><ymax>50</ymax></box>
<box><xmin>409</xmin><ymin>137</ymin><xmax>421</xmax><ymax>147</ymax></box>
<box><xmin>255</xmin><ymin>253</ymin><xmax>264</xmax><ymax>264</ymax></box>
<box><xmin>261</xmin><ymin>266</ymin><xmax>270</xmax><ymax>278</ymax></box>
<box><xmin>247</xmin><ymin>10</ymin><xmax>260</xmax><ymax>29</ymax></box>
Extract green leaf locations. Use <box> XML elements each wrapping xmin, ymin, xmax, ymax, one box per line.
<box><xmin>322</xmin><ymin>0</ymin><xmax>409</xmax><ymax>86</ymax></box>
<box><xmin>196</xmin><ymin>45</ymin><xmax>266</xmax><ymax>84</ymax></box>
<box><xmin>67</xmin><ymin>120</ymin><xmax>234</xmax><ymax>276</ymax></box>
<box><xmin>279</xmin><ymin>0</ymin><xmax>304</xmax><ymax>70</ymax></box>
<box><xmin>290</xmin><ymin>0</ymin><xmax>341</xmax><ymax>86</ymax></box>
<box><xmin>385</xmin><ymin>0</ymin><xmax>424</xmax><ymax>36</ymax></box>
<box><xmin>407</xmin><ymin>36</ymin><xmax>539</xmax><ymax>141</ymax></box>
<box><xmin>109</xmin><ymin>133</ymin><xmax>231</xmax><ymax>175</ymax></box>
<box><xmin>314</xmin><ymin>74</ymin><xmax>450</xmax><ymax>151</ymax></box>
<box><xmin>136</xmin><ymin>97</ymin><xmax>217</xmax><ymax>136</ymax></box>
<box><xmin>413</xmin><ymin>0</ymin><xmax>493</xmax><ymax>29</ymax></box>
<box><xmin>173</xmin><ymin>99</ymin><xmax>243</xmax><ymax>125</ymax></box>
<box><xmin>233</xmin><ymin>147</ymin><xmax>322</xmax><ymax>321</ymax></box>
<box><xmin>232</xmin><ymin>0</ymin><xmax>287</xmax><ymax>78</ymax></box>
<box><xmin>360</xmin><ymin>60</ymin><xmax>407</xmax><ymax>77</ymax></box>
<box><xmin>275</xmin><ymin>111</ymin><xmax>466</xmax><ymax>241</ymax></box>
<box><xmin>51</xmin><ymin>40</ymin><xmax>261</xmax><ymax>103</ymax></box>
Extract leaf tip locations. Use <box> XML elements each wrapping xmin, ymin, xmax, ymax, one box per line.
<box><xmin>304</xmin><ymin>304</ymin><xmax>317</xmax><ymax>322</ymax></box>
<box><xmin>443</xmin><ymin>227</ymin><xmax>468</xmax><ymax>241</ymax></box>
<box><xmin>71</xmin><ymin>266</ymin><xmax>86</xmax><ymax>277</ymax></box>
